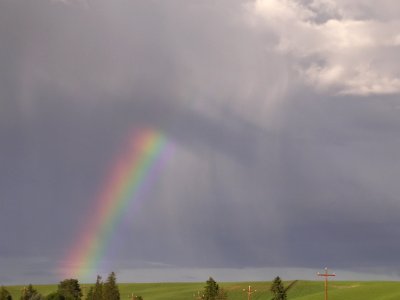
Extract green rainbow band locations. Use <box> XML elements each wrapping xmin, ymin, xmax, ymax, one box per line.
<box><xmin>60</xmin><ymin>128</ymin><xmax>172</xmax><ymax>279</ymax></box>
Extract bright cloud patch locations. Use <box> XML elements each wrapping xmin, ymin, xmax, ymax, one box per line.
<box><xmin>250</xmin><ymin>0</ymin><xmax>400</xmax><ymax>95</ymax></box>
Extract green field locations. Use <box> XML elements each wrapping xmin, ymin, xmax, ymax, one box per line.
<box><xmin>5</xmin><ymin>280</ymin><xmax>400</xmax><ymax>299</ymax></box>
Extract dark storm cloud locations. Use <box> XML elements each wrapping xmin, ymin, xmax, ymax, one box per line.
<box><xmin>1</xmin><ymin>0</ymin><xmax>400</xmax><ymax>284</ymax></box>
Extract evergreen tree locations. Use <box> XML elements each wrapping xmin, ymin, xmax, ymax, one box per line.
<box><xmin>270</xmin><ymin>277</ymin><xmax>286</xmax><ymax>300</ymax></box>
<box><xmin>84</xmin><ymin>288</ymin><xmax>93</xmax><ymax>300</ymax></box>
<box><xmin>103</xmin><ymin>272</ymin><xmax>120</xmax><ymax>300</ymax></box>
<box><xmin>57</xmin><ymin>279</ymin><xmax>82</xmax><ymax>300</ymax></box>
<box><xmin>203</xmin><ymin>277</ymin><xmax>219</xmax><ymax>300</ymax></box>
<box><xmin>20</xmin><ymin>284</ymin><xmax>42</xmax><ymax>300</ymax></box>
<box><xmin>92</xmin><ymin>276</ymin><xmax>103</xmax><ymax>300</ymax></box>
<box><xmin>46</xmin><ymin>292</ymin><xmax>65</xmax><ymax>300</ymax></box>
<box><xmin>0</xmin><ymin>286</ymin><xmax>12</xmax><ymax>300</ymax></box>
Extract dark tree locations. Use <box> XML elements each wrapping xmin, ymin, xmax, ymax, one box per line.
<box><xmin>92</xmin><ymin>276</ymin><xmax>103</xmax><ymax>300</ymax></box>
<box><xmin>270</xmin><ymin>277</ymin><xmax>286</xmax><ymax>300</ymax></box>
<box><xmin>20</xmin><ymin>284</ymin><xmax>42</xmax><ymax>300</ymax></box>
<box><xmin>45</xmin><ymin>292</ymin><xmax>65</xmax><ymax>300</ymax></box>
<box><xmin>0</xmin><ymin>286</ymin><xmax>12</xmax><ymax>300</ymax></box>
<box><xmin>103</xmin><ymin>272</ymin><xmax>120</xmax><ymax>300</ymax></box>
<box><xmin>84</xmin><ymin>288</ymin><xmax>93</xmax><ymax>300</ymax></box>
<box><xmin>57</xmin><ymin>279</ymin><xmax>82</xmax><ymax>300</ymax></box>
<box><xmin>203</xmin><ymin>277</ymin><xmax>219</xmax><ymax>300</ymax></box>
<box><xmin>29</xmin><ymin>296</ymin><xmax>44</xmax><ymax>300</ymax></box>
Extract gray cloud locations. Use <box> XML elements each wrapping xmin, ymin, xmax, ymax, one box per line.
<box><xmin>1</xmin><ymin>0</ymin><xmax>400</xmax><ymax>284</ymax></box>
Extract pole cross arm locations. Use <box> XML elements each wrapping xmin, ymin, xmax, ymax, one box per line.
<box><xmin>317</xmin><ymin>268</ymin><xmax>336</xmax><ymax>300</ymax></box>
<box><xmin>243</xmin><ymin>285</ymin><xmax>256</xmax><ymax>300</ymax></box>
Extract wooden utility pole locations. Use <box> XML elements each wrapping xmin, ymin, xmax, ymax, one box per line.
<box><xmin>193</xmin><ymin>290</ymin><xmax>203</xmax><ymax>299</ymax></box>
<box><xmin>243</xmin><ymin>285</ymin><xmax>256</xmax><ymax>300</ymax></box>
<box><xmin>317</xmin><ymin>267</ymin><xmax>336</xmax><ymax>300</ymax></box>
<box><xmin>129</xmin><ymin>293</ymin><xmax>142</xmax><ymax>300</ymax></box>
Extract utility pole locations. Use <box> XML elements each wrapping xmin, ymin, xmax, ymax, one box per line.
<box><xmin>317</xmin><ymin>267</ymin><xmax>336</xmax><ymax>300</ymax></box>
<box><xmin>129</xmin><ymin>293</ymin><xmax>142</xmax><ymax>300</ymax></box>
<box><xmin>243</xmin><ymin>285</ymin><xmax>256</xmax><ymax>300</ymax></box>
<box><xmin>193</xmin><ymin>290</ymin><xmax>204</xmax><ymax>299</ymax></box>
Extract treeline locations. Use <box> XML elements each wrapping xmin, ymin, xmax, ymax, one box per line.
<box><xmin>199</xmin><ymin>276</ymin><xmax>287</xmax><ymax>300</ymax></box>
<box><xmin>0</xmin><ymin>272</ymin><xmax>125</xmax><ymax>300</ymax></box>
<box><xmin>0</xmin><ymin>274</ymin><xmax>289</xmax><ymax>300</ymax></box>
<box><xmin>84</xmin><ymin>272</ymin><xmax>120</xmax><ymax>300</ymax></box>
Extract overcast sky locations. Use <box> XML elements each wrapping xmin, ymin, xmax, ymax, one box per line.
<box><xmin>1</xmin><ymin>0</ymin><xmax>400</xmax><ymax>285</ymax></box>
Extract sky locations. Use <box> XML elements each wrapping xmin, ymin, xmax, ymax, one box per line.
<box><xmin>1</xmin><ymin>0</ymin><xmax>400</xmax><ymax>285</ymax></box>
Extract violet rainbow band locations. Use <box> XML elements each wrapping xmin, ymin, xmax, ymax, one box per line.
<box><xmin>60</xmin><ymin>128</ymin><xmax>173</xmax><ymax>279</ymax></box>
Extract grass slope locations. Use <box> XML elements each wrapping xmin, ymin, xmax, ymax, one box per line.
<box><xmin>4</xmin><ymin>281</ymin><xmax>400</xmax><ymax>299</ymax></box>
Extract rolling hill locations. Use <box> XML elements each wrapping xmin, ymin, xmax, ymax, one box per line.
<box><xmin>4</xmin><ymin>280</ymin><xmax>400</xmax><ymax>299</ymax></box>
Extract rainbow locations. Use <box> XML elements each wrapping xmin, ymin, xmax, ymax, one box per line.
<box><xmin>60</xmin><ymin>128</ymin><xmax>174</xmax><ymax>279</ymax></box>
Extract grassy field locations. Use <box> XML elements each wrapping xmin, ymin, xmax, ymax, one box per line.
<box><xmin>5</xmin><ymin>280</ymin><xmax>400</xmax><ymax>299</ymax></box>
